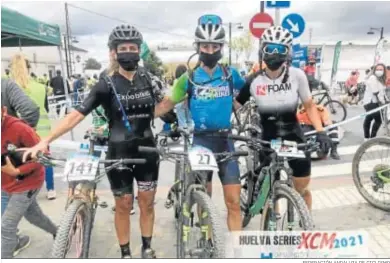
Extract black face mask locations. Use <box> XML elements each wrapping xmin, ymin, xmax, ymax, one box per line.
<box><xmin>117</xmin><ymin>52</ymin><xmax>140</xmax><ymax>71</ymax></box>
<box><xmin>199</xmin><ymin>50</ymin><xmax>222</xmax><ymax>69</ymax></box>
<box><xmin>263</xmin><ymin>53</ymin><xmax>287</xmax><ymax>71</ymax></box>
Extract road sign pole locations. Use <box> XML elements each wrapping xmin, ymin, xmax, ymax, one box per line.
<box><xmin>259</xmin><ymin>1</ymin><xmax>265</xmax><ymax>62</ymax></box>
<box><xmin>275</xmin><ymin>8</ymin><xmax>280</xmax><ymax>26</ymax></box>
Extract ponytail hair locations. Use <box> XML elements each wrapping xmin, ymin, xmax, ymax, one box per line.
<box><xmin>10</xmin><ymin>53</ymin><xmax>30</xmax><ymax>90</ymax></box>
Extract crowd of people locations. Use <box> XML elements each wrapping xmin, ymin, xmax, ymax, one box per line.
<box><xmin>1</xmin><ymin>13</ymin><xmax>389</xmax><ymax>259</ymax></box>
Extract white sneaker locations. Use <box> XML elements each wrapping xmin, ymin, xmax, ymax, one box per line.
<box><xmin>47</xmin><ymin>190</ymin><xmax>56</xmax><ymax>200</ymax></box>
<box><xmin>364</xmin><ymin>138</ymin><xmax>369</xmax><ymax>142</ymax></box>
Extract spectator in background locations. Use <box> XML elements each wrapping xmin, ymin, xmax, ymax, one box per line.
<box><xmin>30</xmin><ymin>73</ymin><xmax>37</xmax><ymax>81</ymax></box>
<box><xmin>363</xmin><ymin>63</ymin><xmax>388</xmax><ymax>140</ymax></box>
<box><xmin>304</xmin><ymin>57</ymin><xmax>316</xmax><ymax>77</ymax></box>
<box><xmin>365</xmin><ymin>69</ymin><xmax>372</xmax><ymax>80</ymax></box>
<box><xmin>50</xmin><ymin>70</ymin><xmax>70</xmax><ymax>115</ymax></box>
<box><xmin>386</xmin><ymin>65</ymin><xmax>390</xmax><ymax>88</ymax></box>
<box><xmin>1</xmin><ymin>78</ymin><xmax>40</xmax><ymax>220</ymax></box>
<box><xmin>1</xmin><ymin>95</ymin><xmax>57</xmax><ymax>258</ymax></box>
<box><xmin>3</xmin><ymin>69</ymin><xmax>10</xmax><ymax>79</ymax></box>
<box><xmin>10</xmin><ymin>53</ymin><xmax>56</xmax><ymax>200</ymax></box>
<box><xmin>345</xmin><ymin>70</ymin><xmax>359</xmax><ymax>104</ymax></box>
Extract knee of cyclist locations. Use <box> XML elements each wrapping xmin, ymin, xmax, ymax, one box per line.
<box><xmin>296</xmin><ymin>187</ymin><xmax>310</xmax><ymax>197</ymax></box>
<box><xmin>116</xmin><ymin>195</ymin><xmax>133</xmax><ymax>212</ymax></box>
<box><xmin>225</xmin><ymin>197</ymin><xmax>240</xmax><ymax>212</ymax></box>
<box><xmin>138</xmin><ymin>198</ymin><xmax>154</xmax><ymax>215</ymax></box>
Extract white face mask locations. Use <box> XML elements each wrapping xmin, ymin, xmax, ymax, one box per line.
<box><xmin>375</xmin><ymin>70</ymin><xmax>384</xmax><ymax>77</ymax></box>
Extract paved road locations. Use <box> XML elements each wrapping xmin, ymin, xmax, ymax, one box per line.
<box><xmin>14</xmin><ymin>104</ymin><xmax>390</xmax><ymax>258</ymax></box>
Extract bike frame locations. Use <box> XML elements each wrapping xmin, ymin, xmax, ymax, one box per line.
<box><xmin>176</xmin><ymin>132</ymin><xmax>211</xmax><ymax>258</ymax></box>
<box><xmin>246</xmin><ymin>151</ymin><xmax>295</xmax><ymax>231</ymax></box>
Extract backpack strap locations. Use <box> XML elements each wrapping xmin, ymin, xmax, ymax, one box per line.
<box><xmin>102</xmin><ymin>75</ymin><xmax>132</xmax><ymax>132</ymax></box>
<box><xmin>137</xmin><ymin>67</ymin><xmax>157</xmax><ymax>127</ymax></box>
<box><xmin>221</xmin><ymin>65</ymin><xmax>241</xmax><ymax>130</ymax></box>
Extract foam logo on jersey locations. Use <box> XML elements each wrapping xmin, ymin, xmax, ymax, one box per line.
<box><xmin>256</xmin><ymin>83</ymin><xmax>292</xmax><ymax>96</ymax></box>
<box><xmin>193</xmin><ymin>85</ymin><xmax>230</xmax><ymax>100</ymax></box>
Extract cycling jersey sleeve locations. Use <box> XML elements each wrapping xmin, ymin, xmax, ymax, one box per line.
<box><xmin>230</xmin><ymin>67</ymin><xmax>245</xmax><ymax>91</ymax></box>
<box><xmin>76</xmin><ymin>79</ymin><xmax>108</xmax><ymax>116</ymax></box>
<box><xmin>236</xmin><ymin>73</ymin><xmax>256</xmax><ymax>105</ymax></box>
<box><xmin>295</xmin><ymin>68</ymin><xmax>312</xmax><ymax>103</ymax></box>
<box><xmin>170</xmin><ymin>73</ymin><xmax>189</xmax><ymax>104</ymax></box>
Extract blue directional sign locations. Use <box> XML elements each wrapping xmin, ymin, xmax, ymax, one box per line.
<box><xmin>281</xmin><ymin>13</ymin><xmax>306</xmax><ymax>38</ymax></box>
<box><xmin>266</xmin><ymin>1</ymin><xmax>291</xmax><ymax>8</ymax></box>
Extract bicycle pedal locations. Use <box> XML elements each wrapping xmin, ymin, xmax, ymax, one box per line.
<box><xmin>99</xmin><ymin>201</ymin><xmax>108</xmax><ymax>208</ymax></box>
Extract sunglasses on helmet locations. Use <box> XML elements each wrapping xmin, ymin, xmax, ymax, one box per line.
<box><xmin>263</xmin><ymin>43</ymin><xmax>289</xmax><ymax>55</ymax></box>
<box><xmin>198</xmin><ymin>14</ymin><xmax>223</xmax><ymax>26</ymax></box>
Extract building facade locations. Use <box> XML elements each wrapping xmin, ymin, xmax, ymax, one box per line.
<box><xmin>1</xmin><ymin>45</ymin><xmax>88</xmax><ymax>79</ymax></box>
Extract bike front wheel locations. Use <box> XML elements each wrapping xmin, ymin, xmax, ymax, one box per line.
<box><xmin>260</xmin><ymin>183</ymin><xmax>314</xmax><ymax>231</ymax></box>
<box><xmin>352</xmin><ymin>137</ymin><xmax>390</xmax><ymax>211</ymax></box>
<box><xmin>51</xmin><ymin>199</ymin><xmax>93</xmax><ymax>258</ymax></box>
<box><xmin>186</xmin><ymin>190</ymin><xmax>225</xmax><ymax>258</ymax></box>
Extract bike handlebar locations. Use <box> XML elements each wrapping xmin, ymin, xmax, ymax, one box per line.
<box><xmin>228</xmin><ymin>134</ymin><xmax>317</xmax><ymax>152</ymax></box>
<box><xmin>138</xmin><ymin>146</ymin><xmax>248</xmax><ymax>159</ymax></box>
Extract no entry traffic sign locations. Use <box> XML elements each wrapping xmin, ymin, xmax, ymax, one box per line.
<box><xmin>249</xmin><ymin>12</ymin><xmax>274</xmax><ymax>39</ymax></box>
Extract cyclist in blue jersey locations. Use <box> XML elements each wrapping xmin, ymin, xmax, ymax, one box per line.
<box><xmin>155</xmin><ymin>14</ymin><xmax>245</xmax><ymax>232</ymax></box>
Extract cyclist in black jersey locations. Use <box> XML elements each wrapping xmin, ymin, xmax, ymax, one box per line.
<box><xmin>23</xmin><ymin>24</ymin><xmax>165</xmax><ymax>259</ymax></box>
<box><xmin>235</xmin><ymin>26</ymin><xmax>332</xmax><ymax>213</ymax></box>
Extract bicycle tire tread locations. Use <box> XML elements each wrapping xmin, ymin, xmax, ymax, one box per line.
<box><xmin>261</xmin><ymin>183</ymin><xmax>314</xmax><ymax>230</ymax></box>
<box><xmin>191</xmin><ymin>191</ymin><xmax>225</xmax><ymax>258</ymax></box>
<box><xmin>352</xmin><ymin>137</ymin><xmax>390</xmax><ymax>212</ymax></box>
<box><xmin>50</xmin><ymin>199</ymin><xmax>92</xmax><ymax>258</ymax></box>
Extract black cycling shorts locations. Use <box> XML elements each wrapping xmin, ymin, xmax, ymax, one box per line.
<box><xmin>105</xmin><ymin>137</ymin><xmax>159</xmax><ymax>197</ymax></box>
<box><xmin>261</xmin><ymin>124</ymin><xmax>311</xmax><ymax>178</ymax></box>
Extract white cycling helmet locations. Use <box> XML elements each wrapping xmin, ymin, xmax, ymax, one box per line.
<box><xmin>194</xmin><ymin>23</ymin><xmax>226</xmax><ymax>44</ymax></box>
<box><xmin>261</xmin><ymin>26</ymin><xmax>293</xmax><ymax>47</ymax></box>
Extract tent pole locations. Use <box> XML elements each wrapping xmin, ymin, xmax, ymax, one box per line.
<box><xmin>57</xmin><ymin>45</ymin><xmax>74</xmax><ymax>141</ymax></box>
<box><xmin>18</xmin><ymin>38</ymin><xmax>22</xmax><ymax>51</ymax></box>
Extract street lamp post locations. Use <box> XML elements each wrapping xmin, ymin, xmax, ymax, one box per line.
<box><xmin>225</xmin><ymin>22</ymin><xmax>244</xmax><ymax>66</ymax></box>
<box><xmin>367</xmin><ymin>27</ymin><xmax>384</xmax><ymax>40</ymax></box>
<box><xmin>367</xmin><ymin>27</ymin><xmax>385</xmax><ymax>64</ymax></box>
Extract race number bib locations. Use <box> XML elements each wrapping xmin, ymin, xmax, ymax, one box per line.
<box><xmin>271</xmin><ymin>139</ymin><xmax>305</xmax><ymax>158</ymax></box>
<box><xmin>63</xmin><ymin>154</ymin><xmax>99</xmax><ymax>181</ymax></box>
<box><xmin>188</xmin><ymin>146</ymin><xmax>219</xmax><ymax>172</ymax></box>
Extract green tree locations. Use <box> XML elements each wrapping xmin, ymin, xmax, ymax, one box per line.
<box><xmin>144</xmin><ymin>51</ymin><xmax>165</xmax><ymax>77</ymax></box>
<box><xmin>241</xmin><ymin>30</ymin><xmax>255</xmax><ymax>61</ymax></box>
<box><xmin>231</xmin><ymin>37</ymin><xmax>245</xmax><ymax>64</ymax></box>
<box><xmin>84</xmin><ymin>58</ymin><xmax>102</xmax><ymax>70</ymax></box>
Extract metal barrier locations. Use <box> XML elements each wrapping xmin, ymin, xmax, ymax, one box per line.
<box><xmin>305</xmin><ymin>103</ymin><xmax>390</xmax><ymax>136</ymax></box>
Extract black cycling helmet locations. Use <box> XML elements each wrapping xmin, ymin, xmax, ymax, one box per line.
<box><xmin>108</xmin><ymin>24</ymin><xmax>143</xmax><ymax>49</ymax></box>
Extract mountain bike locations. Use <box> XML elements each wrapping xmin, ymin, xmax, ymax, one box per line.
<box><xmin>139</xmin><ymin>128</ymin><xmax>248</xmax><ymax>258</ymax></box>
<box><xmin>312</xmin><ymin>85</ymin><xmax>347</xmax><ymax>122</ymax></box>
<box><xmin>33</xmin><ymin>134</ymin><xmax>146</xmax><ymax>258</ymax></box>
<box><xmin>231</xmin><ymin>128</ymin><xmax>316</xmax><ymax>231</ymax></box>
<box><xmin>352</xmin><ymin>136</ymin><xmax>390</xmax><ymax>212</ymax></box>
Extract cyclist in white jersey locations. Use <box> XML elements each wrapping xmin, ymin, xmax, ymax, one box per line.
<box><xmin>235</xmin><ymin>26</ymin><xmax>332</xmax><ymax>212</ymax></box>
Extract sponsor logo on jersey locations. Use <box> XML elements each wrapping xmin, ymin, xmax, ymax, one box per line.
<box><xmin>117</xmin><ymin>91</ymin><xmax>151</xmax><ymax>101</ymax></box>
<box><xmin>193</xmin><ymin>85</ymin><xmax>230</xmax><ymax>100</ymax></box>
<box><xmin>256</xmin><ymin>83</ymin><xmax>292</xmax><ymax>96</ymax></box>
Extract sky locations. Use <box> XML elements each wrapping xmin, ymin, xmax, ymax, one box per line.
<box><xmin>2</xmin><ymin>0</ymin><xmax>390</xmax><ymax>64</ymax></box>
